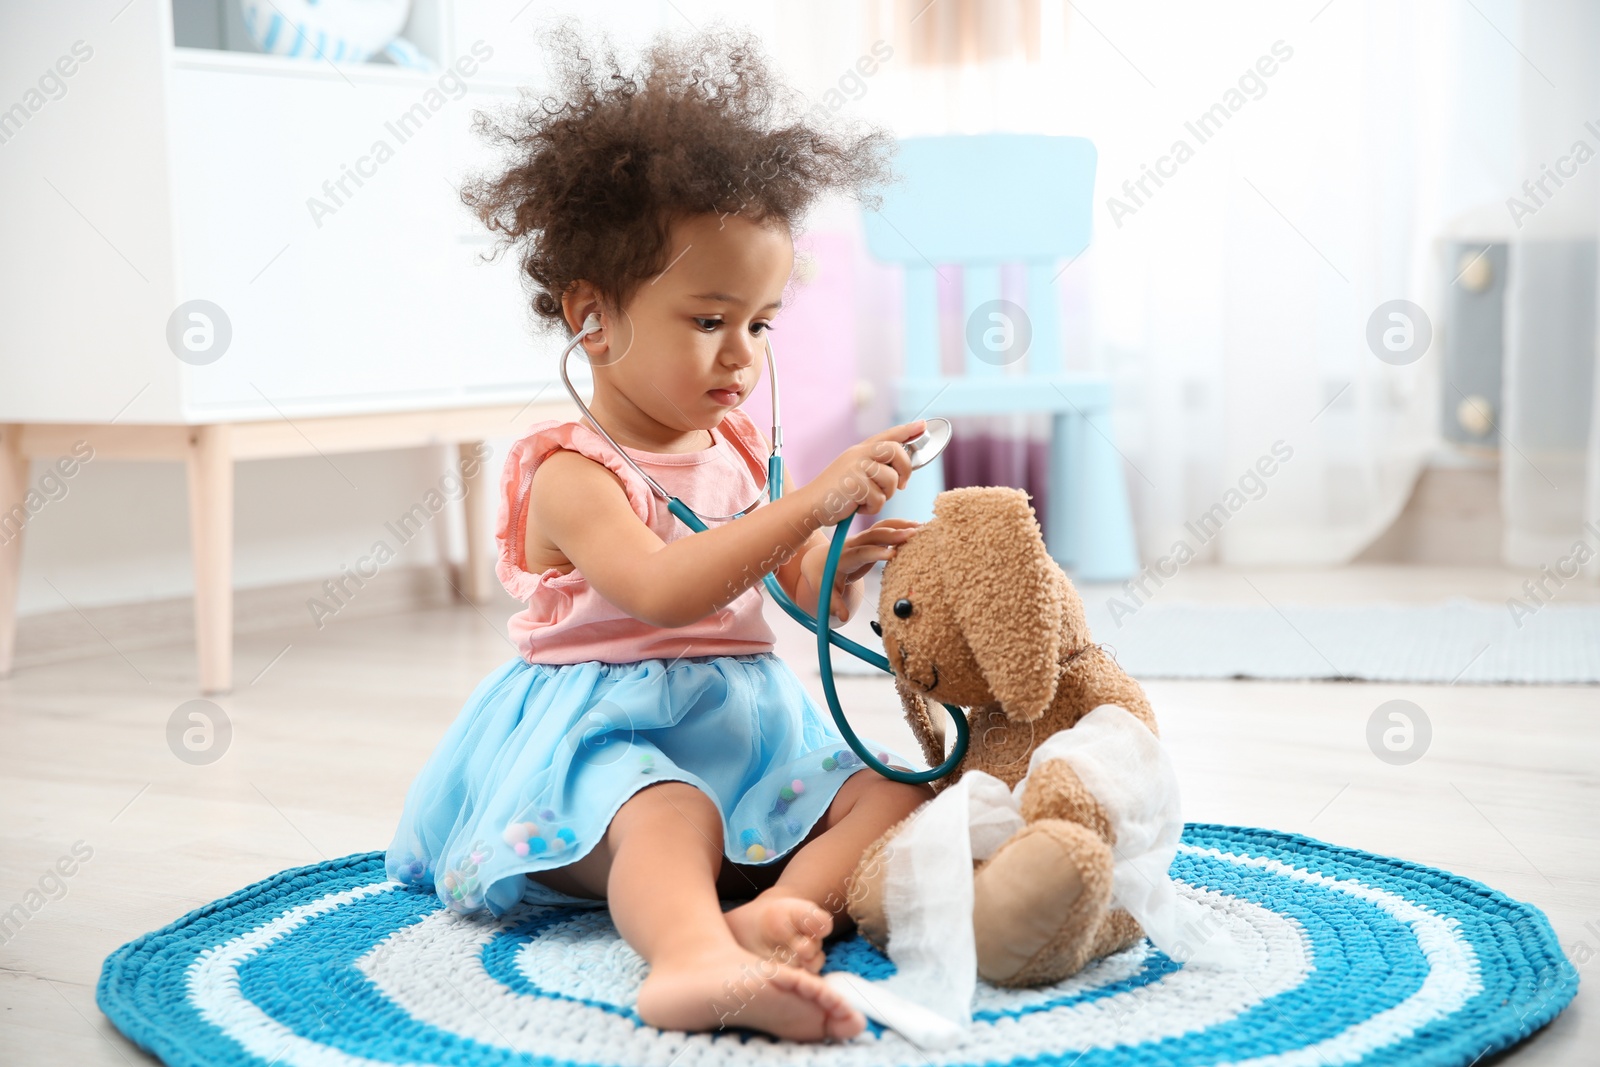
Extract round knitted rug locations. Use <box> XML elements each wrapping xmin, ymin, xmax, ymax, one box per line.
<box><xmin>97</xmin><ymin>824</ymin><xmax>1577</xmax><ymax>1067</ymax></box>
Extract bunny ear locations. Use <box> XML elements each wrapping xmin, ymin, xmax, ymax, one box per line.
<box><xmin>894</xmin><ymin>672</ymin><xmax>950</xmax><ymax>786</ymax></box>
<box><xmin>935</xmin><ymin>487</ymin><xmax>1064</xmax><ymax>722</ymax></box>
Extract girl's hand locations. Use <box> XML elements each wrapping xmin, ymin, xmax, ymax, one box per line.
<box><xmin>798</xmin><ymin>518</ymin><xmax>922</xmax><ymax>623</ymax></box>
<box><xmin>801</xmin><ymin>421</ymin><xmax>926</xmax><ymax>524</ymax></box>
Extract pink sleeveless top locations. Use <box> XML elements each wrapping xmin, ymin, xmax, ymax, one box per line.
<box><xmin>494</xmin><ymin>405</ymin><xmax>779</xmax><ymax>665</ymax></box>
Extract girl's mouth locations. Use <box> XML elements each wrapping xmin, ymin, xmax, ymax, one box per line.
<box><xmin>707</xmin><ymin>388</ymin><xmax>741</xmax><ymax>405</ymax></box>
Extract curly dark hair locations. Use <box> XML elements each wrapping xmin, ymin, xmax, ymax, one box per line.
<box><xmin>460</xmin><ymin>17</ymin><xmax>899</xmax><ymax>337</ymax></box>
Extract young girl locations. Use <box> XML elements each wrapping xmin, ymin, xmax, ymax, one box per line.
<box><xmin>385</xmin><ymin>22</ymin><xmax>936</xmax><ymax>1043</ymax></box>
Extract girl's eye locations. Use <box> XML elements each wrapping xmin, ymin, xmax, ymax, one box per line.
<box><xmin>693</xmin><ymin>318</ymin><xmax>774</xmax><ymax>335</ymax></box>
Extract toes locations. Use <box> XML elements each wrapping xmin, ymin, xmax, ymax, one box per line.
<box><xmin>814</xmin><ymin>981</ymin><xmax>865</xmax><ymax>1038</ymax></box>
<box><xmin>727</xmin><ymin>896</ymin><xmax>834</xmax><ymax>975</ymax></box>
<box><xmin>789</xmin><ymin>968</ymin><xmax>863</xmax><ymax>1032</ymax></box>
<box><xmin>775</xmin><ymin>930</ymin><xmax>820</xmax><ymax>972</ymax></box>
<box><xmin>790</xmin><ymin>936</ymin><xmax>824</xmax><ymax>972</ymax></box>
<box><xmin>785</xmin><ymin>903</ymin><xmax>832</xmax><ymax>948</ymax></box>
<box><xmin>792</xmin><ymin>969</ymin><xmax>864</xmax><ymax>1039</ymax></box>
<box><xmin>789</xmin><ymin>906</ymin><xmax>831</xmax><ymax>972</ymax></box>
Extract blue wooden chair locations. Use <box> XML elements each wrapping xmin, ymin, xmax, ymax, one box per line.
<box><xmin>862</xmin><ymin>133</ymin><xmax>1138</xmax><ymax>582</ymax></box>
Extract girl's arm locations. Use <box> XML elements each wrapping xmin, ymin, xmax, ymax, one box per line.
<box><xmin>530</xmin><ymin>448</ymin><xmax>834</xmax><ymax>629</ymax></box>
<box><xmin>773</xmin><ymin>464</ymin><xmax>831</xmax><ymax>610</ymax></box>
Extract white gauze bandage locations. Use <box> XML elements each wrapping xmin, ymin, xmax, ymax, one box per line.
<box><xmin>825</xmin><ymin>703</ymin><xmax>1246</xmax><ymax>1049</ymax></box>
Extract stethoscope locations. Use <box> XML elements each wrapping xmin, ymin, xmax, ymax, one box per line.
<box><xmin>558</xmin><ymin>314</ymin><xmax>968</xmax><ymax>785</ymax></box>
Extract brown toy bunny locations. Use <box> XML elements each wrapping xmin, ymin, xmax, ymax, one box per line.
<box><xmin>845</xmin><ymin>485</ymin><xmax>1158</xmax><ymax>987</ymax></box>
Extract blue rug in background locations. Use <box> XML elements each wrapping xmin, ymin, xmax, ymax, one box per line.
<box><xmin>1074</xmin><ymin>598</ymin><xmax>1600</xmax><ymax>683</ymax></box>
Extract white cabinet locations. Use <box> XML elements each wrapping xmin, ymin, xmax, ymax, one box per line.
<box><xmin>0</xmin><ymin>0</ymin><xmax>615</xmax><ymax>425</ymax></box>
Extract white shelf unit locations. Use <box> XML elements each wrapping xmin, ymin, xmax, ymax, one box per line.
<box><xmin>0</xmin><ymin>1</ymin><xmax>663</xmax><ymax>691</ymax></box>
<box><xmin>2</xmin><ymin>0</ymin><xmax>603</xmax><ymax>426</ymax></box>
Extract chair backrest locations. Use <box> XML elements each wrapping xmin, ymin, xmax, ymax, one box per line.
<box><xmin>860</xmin><ymin>133</ymin><xmax>1098</xmax><ymax>379</ymax></box>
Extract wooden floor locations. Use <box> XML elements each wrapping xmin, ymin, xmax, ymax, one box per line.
<box><xmin>0</xmin><ymin>565</ymin><xmax>1594</xmax><ymax>1064</ymax></box>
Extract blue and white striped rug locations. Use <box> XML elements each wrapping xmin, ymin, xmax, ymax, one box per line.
<box><xmin>97</xmin><ymin>826</ymin><xmax>1576</xmax><ymax>1066</ymax></box>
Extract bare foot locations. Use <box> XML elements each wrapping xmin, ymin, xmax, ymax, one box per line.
<box><xmin>723</xmin><ymin>891</ymin><xmax>833</xmax><ymax>974</ymax></box>
<box><xmin>635</xmin><ymin>944</ymin><xmax>864</xmax><ymax>1041</ymax></box>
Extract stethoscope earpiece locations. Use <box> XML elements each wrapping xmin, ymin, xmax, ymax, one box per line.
<box><xmin>557</xmin><ymin>322</ymin><xmax>771</xmax><ymax>521</ymax></box>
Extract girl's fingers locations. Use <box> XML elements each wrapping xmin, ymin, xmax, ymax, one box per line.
<box><xmin>812</xmin><ymin>543</ymin><xmax>900</xmax><ymax>605</ymax></box>
<box><xmin>837</xmin><ymin>547</ymin><xmax>896</xmax><ymax>572</ymax></box>
<box><xmin>845</xmin><ymin>528</ymin><xmax>918</xmax><ymax>549</ymax></box>
<box><xmin>848</xmin><ymin>519</ymin><xmax>919</xmax><ymax>540</ymax></box>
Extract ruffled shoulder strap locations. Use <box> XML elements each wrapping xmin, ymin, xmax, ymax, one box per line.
<box><xmin>494</xmin><ymin>419</ymin><xmax>655</xmax><ymax>602</ymax></box>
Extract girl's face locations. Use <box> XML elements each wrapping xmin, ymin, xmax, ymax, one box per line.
<box><xmin>583</xmin><ymin>212</ymin><xmax>792</xmax><ymax>449</ymax></box>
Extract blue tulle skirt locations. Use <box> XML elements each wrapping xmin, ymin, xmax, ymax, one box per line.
<box><xmin>385</xmin><ymin>652</ymin><xmax>917</xmax><ymax>918</ymax></box>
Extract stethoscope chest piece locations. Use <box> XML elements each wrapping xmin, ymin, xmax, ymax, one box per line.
<box><xmin>905</xmin><ymin>417</ymin><xmax>953</xmax><ymax>470</ymax></box>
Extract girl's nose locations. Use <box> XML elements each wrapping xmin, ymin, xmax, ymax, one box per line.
<box><xmin>721</xmin><ymin>352</ymin><xmax>757</xmax><ymax>378</ymax></box>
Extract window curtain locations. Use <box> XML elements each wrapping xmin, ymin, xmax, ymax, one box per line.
<box><xmin>1501</xmin><ymin>0</ymin><xmax>1600</xmax><ymax>578</ymax></box>
<box><xmin>809</xmin><ymin>0</ymin><xmax>1504</xmax><ymax>565</ymax></box>
<box><xmin>870</xmin><ymin>0</ymin><xmax>1063</xmax><ymax>529</ymax></box>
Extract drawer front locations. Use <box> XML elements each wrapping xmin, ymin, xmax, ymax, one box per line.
<box><xmin>168</xmin><ymin>66</ymin><xmax>548</xmax><ymax>419</ymax></box>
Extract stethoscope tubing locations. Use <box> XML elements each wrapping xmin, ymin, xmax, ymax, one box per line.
<box><xmin>559</xmin><ymin>320</ymin><xmax>970</xmax><ymax>784</ymax></box>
